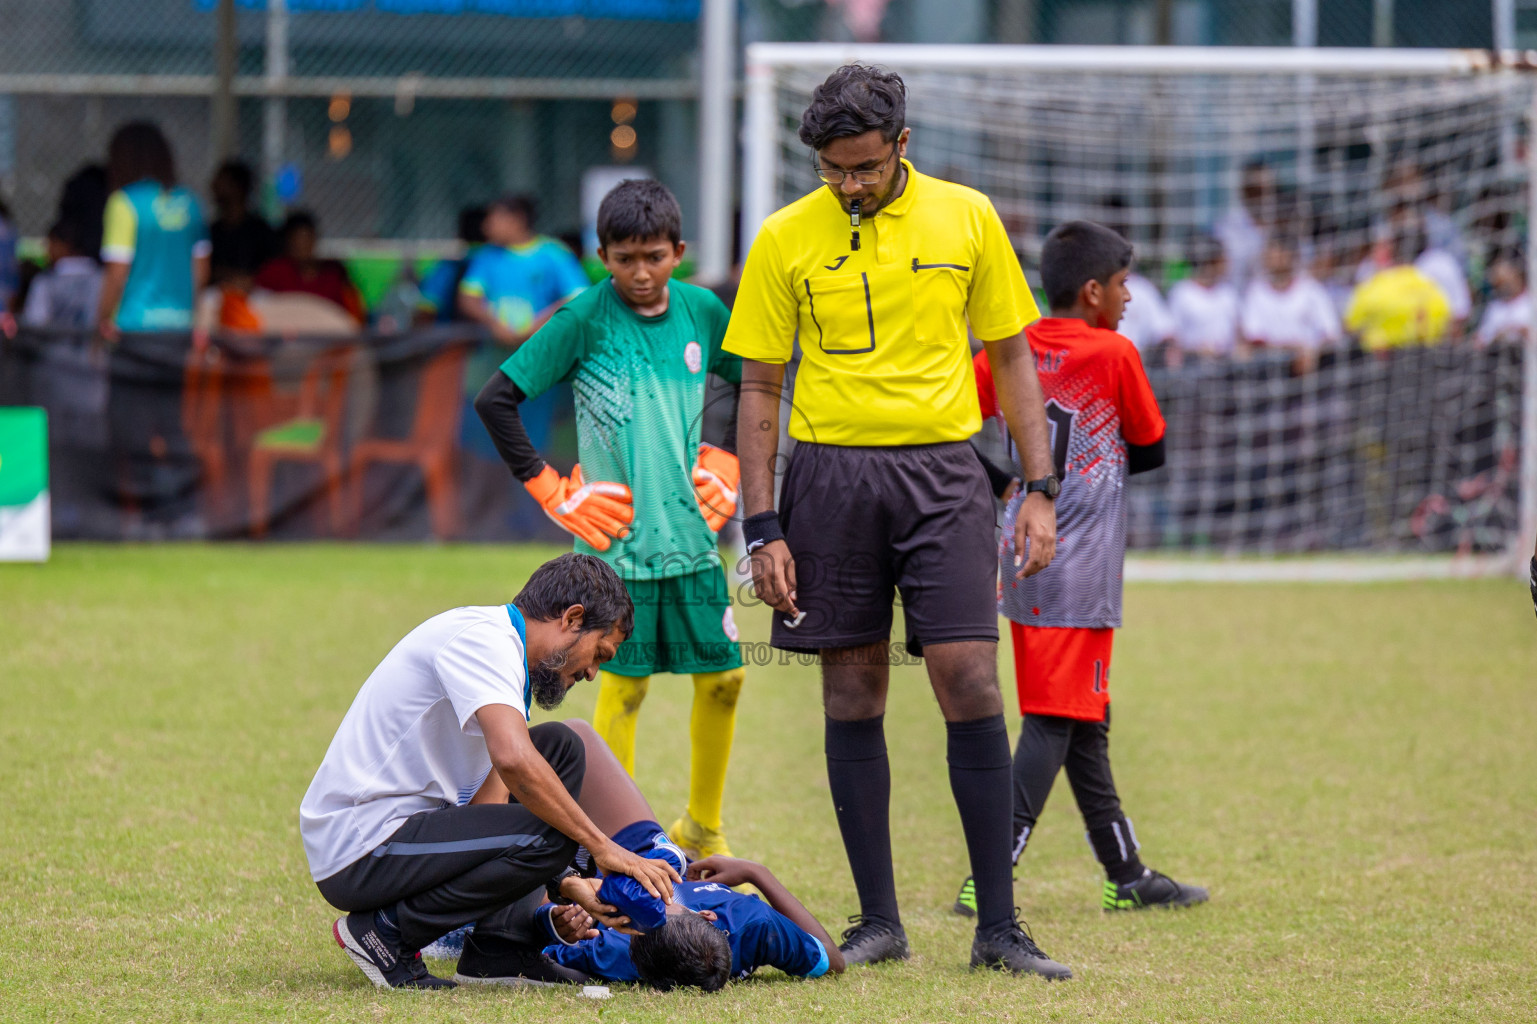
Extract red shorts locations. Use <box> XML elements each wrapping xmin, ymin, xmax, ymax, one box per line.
<box><xmin>1009</xmin><ymin>622</ymin><xmax>1114</xmax><ymax>721</ymax></box>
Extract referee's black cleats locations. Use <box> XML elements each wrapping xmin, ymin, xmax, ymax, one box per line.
<box><xmin>333</xmin><ymin>912</ymin><xmax>455</xmax><ymax>990</ymax></box>
<box><xmin>452</xmin><ymin>932</ymin><xmax>591</xmax><ymax>987</ymax></box>
<box><xmin>838</xmin><ymin>916</ymin><xmax>911</xmax><ymax>965</ymax></box>
<box><xmin>971</xmin><ymin>912</ymin><xmax>1073</xmax><ymax>980</ymax></box>
<box><xmin>1102</xmin><ymin>867</ymin><xmax>1209</xmax><ymax>911</ymax></box>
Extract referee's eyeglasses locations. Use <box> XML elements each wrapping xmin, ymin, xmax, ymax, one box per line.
<box><xmin>814</xmin><ymin>145</ymin><xmax>898</xmax><ymax>186</ymax></box>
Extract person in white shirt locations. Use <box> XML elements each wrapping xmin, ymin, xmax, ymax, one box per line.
<box><xmin>1168</xmin><ymin>235</ymin><xmax>1242</xmax><ymax>359</ymax></box>
<box><xmin>1118</xmin><ymin>271</ymin><xmax>1175</xmax><ymax>352</ymax></box>
<box><xmin>1240</xmin><ymin>235</ymin><xmax>1342</xmax><ymax>370</ymax></box>
<box><xmin>1213</xmin><ymin>160</ymin><xmax>1275</xmax><ymax>288</ymax></box>
<box><xmin>301</xmin><ymin>552</ymin><xmax>680</xmax><ymax>990</ymax></box>
<box><xmin>1413</xmin><ymin>246</ymin><xmax>1472</xmax><ymax>326</ymax></box>
<box><xmin>20</xmin><ymin>219</ymin><xmax>103</xmax><ymax>330</ymax></box>
<box><xmin>1475</xmin><ymin>250</ymin><xmax>1529</xmax><ymax>348</ymax></box>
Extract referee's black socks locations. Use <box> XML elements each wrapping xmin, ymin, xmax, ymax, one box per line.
<box><xmin>946</xmin><ymin>714</ymin><xmax>1016</xmax><ymax>934</ymax></box>
<box><xmin>825</xmin><ymin>714</ymin><xmax>901</xmax><ymax>930</ymax></box>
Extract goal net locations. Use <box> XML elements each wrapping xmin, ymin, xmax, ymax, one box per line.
<box><xmin>742</xmin><ymin>44</ymin><xmax>1537</xmax><ymax>578</ymax></box>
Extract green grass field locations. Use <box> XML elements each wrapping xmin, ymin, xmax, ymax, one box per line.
<box><xmin>3</xmin><ymin>545</ymin><xmax>1535</xmax><ymax>1022</ymax></box>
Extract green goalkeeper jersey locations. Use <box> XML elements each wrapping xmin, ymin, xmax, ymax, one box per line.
<box><xmin>498</xmin><ymin>279</ymin><xmax>741</xmax><ymax>581</ymax></box>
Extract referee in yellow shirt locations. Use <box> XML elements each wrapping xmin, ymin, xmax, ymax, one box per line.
<box><xmin>726</xmin><ymin>65</ymin><xmax>1068</xmax><ymax>979</ymax></box>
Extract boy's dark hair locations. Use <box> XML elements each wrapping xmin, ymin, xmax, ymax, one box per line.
<box><xmin>1040</xmin><ymin>220</ymin><xmax>1134</xmax><ymax>311</ymax></box>
<box><xmin>1186</xmin><ymin>233</ymin><xmax>1225</xmax><ymax>271</ymax></box>
<box><xmin>106</xmin><ymin>122</ymin><xmax>176</xmax><ymax>191</ymax></box>
<box><xmin>281</xmin><ymin>210</ymin><xmax>318</xmax><ymax>240</ymax></box>
<box><xmin>490</xmin><ymin>194</ymin><xmax>537</xmax><ymax>229</ymax></box>
<box><xmin>457</xmin><ymin>205</ymin><xmax>487</xmax><ymax>245</ymax></box>
<box><xmin>215</xmin><ymin>159</ymin><xmax>255</xmax><ymax>198</ymax></box>
<box><xmin>798</xmin><ymin>65</ymin><xmax>906</xmax><ymax>151</ymax></box>
<box><xmin>514</xmin><ymin>553</ymin><xmax>635</xmax><ymax>640</ymax></box>
<box><xmin>48</xmin><ymin>218</ymin><xmax>89</xmax><ymax>257</ymax></box>
<box><xmin>597</xmin><ymin>179</ymin><xmax>682</xmax><ymax>248</ymax></box>
<box><xmin>1491</xmin><ymin>246</ymin><xmax>1527</xmax><ymax>278</ymax></box>
<box><xmin>630</xmin><ymin>914</ymin><xmax>732</xmax><ymax>992</ymax></box>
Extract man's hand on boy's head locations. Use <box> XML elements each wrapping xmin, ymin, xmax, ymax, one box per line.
<box><xmin>592</xmin><ymin>842</ymin><xmax>679</xmax><ymax>903</ymax></box>
<box><xmin>686</xmin><ymin>855</ymin><xmax>763</xmax><ymax>888</ymax></box>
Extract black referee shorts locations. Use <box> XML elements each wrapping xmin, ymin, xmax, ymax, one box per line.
<box><xmin>772</xmin><ymin>441</ymin><xmax>998</xmax><ymax>657</ymax></box>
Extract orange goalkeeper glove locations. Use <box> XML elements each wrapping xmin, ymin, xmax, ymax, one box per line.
<box><xmin>524</xmin><ymin>464</ymin><xmax>634</xmax><ymax>552</ymax></box>
<box><xmin>692</xmin><ymin>443</ymin><xmax>740</xmax><ymax>533</ymax></box>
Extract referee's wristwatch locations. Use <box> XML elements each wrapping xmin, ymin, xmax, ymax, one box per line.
<box><xmin>1024</xmin><ymin>475</ymin><xmax>1061</xmax><ymax>500</ymax></box>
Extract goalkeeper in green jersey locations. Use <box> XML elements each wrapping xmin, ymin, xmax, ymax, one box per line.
<box><xmin>474</xmin><ymin>179</ymin><xmax>746</xmax><ymax>858</ymax></box>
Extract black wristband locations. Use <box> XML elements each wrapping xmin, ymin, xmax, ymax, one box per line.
<box><xmin>546</xmin><ymin>866</ymin><xmax>577</xmax><ymax>905</ymax></box>
<box><xmin>1529</xmin><ymin>557</ymin><xmax>1536</xmax><ymax>619</ymax></box>
<box><xmin>741</xmin><ymin>510</ymin><xmax>784</xmax><ymax>554</ymax></box>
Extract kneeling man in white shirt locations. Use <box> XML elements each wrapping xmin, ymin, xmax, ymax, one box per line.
<box><xmin>300</xmin><ymin>552</ymin><xmax>679</xmax><ymax>990</ymax></box>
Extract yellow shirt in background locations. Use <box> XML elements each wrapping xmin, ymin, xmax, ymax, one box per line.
<box><xmin>724</xmin><ymin>161</ymin><xmax>1039</xmax><ymax>447</ymax></box>
<box><xmin>1345</xmin><ymin>265</ymin><xmax>1452</xmax><ymax>350</ymax></box>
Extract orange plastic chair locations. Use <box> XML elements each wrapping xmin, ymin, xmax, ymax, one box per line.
<box><xmin>346</xmin><ymin>343</ymin><xmax>469</xmax><ymax>540</ymax></box>
<box><xmin>247</xmin><ymin>345</ymin><xmax>356</xmax><ymax>538</ymax></box>
<box><xmin>181</xmin><ymin>344</ymin><xmax>228</xmax><ymax>517</ymax></box>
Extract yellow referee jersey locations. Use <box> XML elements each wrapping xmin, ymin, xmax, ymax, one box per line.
<box><xmin>724</xmin><ymin>161</ymin><xmax>1039</xmax><ymax>447</ymax></box>
<box><xmin>1344</xmin><ymin>265</ymin><xmax>1452</xmax><ymax>351</ymax></box>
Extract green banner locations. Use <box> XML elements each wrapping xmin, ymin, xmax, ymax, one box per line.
<box><xmin>0</xmin><ymin>407</ymin><xmax>48</xmax><ymax>507</ymax></box>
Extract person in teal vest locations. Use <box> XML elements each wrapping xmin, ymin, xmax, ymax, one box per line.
<box><xmin>94</xmin><ymin>122</ymin><xmax>210</xmax><ymax>536</ymax></box>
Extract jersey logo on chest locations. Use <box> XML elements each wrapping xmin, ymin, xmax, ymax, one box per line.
<box><xmin>684</xmin><ymin>341</ymin><xmax>703</xmax><ymax>374</ymax></box>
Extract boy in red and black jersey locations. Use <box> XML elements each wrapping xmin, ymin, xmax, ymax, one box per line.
<box><xmin>960</xmin><ymin>221</ymin><xmax>1208</xmax><ymax>914</ymax></box>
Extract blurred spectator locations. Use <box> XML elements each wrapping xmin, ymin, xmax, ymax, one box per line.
<box><xmin>21</xmin><ymin>219</ymin><xmax>103</xmax><ymax>329</ymax></box>
<box><xmin>1240</xmin><ymin>235</ymin><xmax>1342</xmax><ymax>368</ymax></box>
<box><xmin>0</xmin><ymin>194</ymin><xmax>16</xmax><ymax>312</ymax></box>
<box><xmin>96</xmin><ymin>122</ymin><xmax>210</xmax><ymax>337</ymax></box>
<box><xmin>58</xmin><ymin>164</ymin><xmax>109</xmax><ymax>268</ymax></box>
<box><xmin>255</xmin><ymin>211</ymin><xmax>365</xmax><ymax>324</ymax></box>
<box><xmin>456</xmin><ymin>193</ymin><xmax>588</xmax><ymax>414</ymax></box>
<box><xmin>1214</xmin><ymin>159</ymin><xmax>1275</xmax><ymax>287</ymax></box>
<box><xmin>417</xmin><ymin>204</ymin><xmax>486</xmax><ymax>323</ymax></box>
<box><xmin>1474</xmin><ymin>250</ymin><xmax>1528</xmax><ymax>348</ymax></box>
<box><xmin>455</xmin><ymin>194</ymin><xmax>589</xmax><ymax>533</ymax></box>
<box><xmin>96</xmin><ymin>121</ymin><xmax>210</xmax><ymax>537</ymax></box>
<box><xmin>1118</xmin><ymin>270</ymin><xmax>1175</xmax><ymax>352</ymax></box>
<box><xmin>1413</xmin><ymin>245</ymin><xmax>1471</xmax><ymax>327</ymax></box>
<box><xmin>1344</xmin><ymin>228</ymin><xmax>1451</xmax><ymax>351</ymax></box>
<box><xmin>208</xmin><ymin>159</ymin><xmax>278</xmax><ymax>286</ymax></box>
<box><xmin>1168</xmin><ymin>235</ymin><xmax>1242</xmax><ymax>358</ymax></box>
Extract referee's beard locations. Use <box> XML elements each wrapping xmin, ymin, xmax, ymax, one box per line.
<box><xmin>832</xmin><ymin>164</ymin><xmax>907</xmax><ymax>217</ymax></box>
<box><xmin>529</xmin><ymin>639</ymin><xmax>579</xmax><ymax>711</ymax></box>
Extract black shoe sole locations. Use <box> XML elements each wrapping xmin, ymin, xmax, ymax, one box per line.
<box><xmin>1103</xmin><ymin>892</ymin><xmax>1210</xmax><ymax>912</ymax></box>
<box><xmin>952</xmin><ymin>900</ymin><xmax>977</xmax><ymax>918</ymax></box>
<box><xmin>451</xmin><ymin>973</ymin><xmax>571</xmax><ymax>988</ymax></box>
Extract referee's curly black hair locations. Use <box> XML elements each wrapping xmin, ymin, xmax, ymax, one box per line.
<box><xmin>798</xmin><ymin>64</ymin><xmax>906</xmax><ymax>151</ymax></box>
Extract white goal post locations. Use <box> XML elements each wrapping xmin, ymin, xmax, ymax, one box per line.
<box><xmin>740</xmin><ymin>44</ymin><xmax>1537</xmax><ymax>581</ymax></box>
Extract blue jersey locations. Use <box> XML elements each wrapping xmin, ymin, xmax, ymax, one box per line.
<box><xmin>459</xmin><ymin>236</ymin><xmax>589</xmax><ymax>388</ymax></box>
<box><xmin>101</xmin><ymin>180</ymin><xmax>210</xmax><ymax>331</ymax></box>
<box><xmin>542</xmin><ymin>821</ymin><xmax>830</xmax><ymax>983</ymax></box>
<box><xmin>459</xmin><ymin>237</ymin><xmax>589</xmax><ymax>333</ymax></box>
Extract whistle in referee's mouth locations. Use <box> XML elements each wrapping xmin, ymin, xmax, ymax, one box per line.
<box><xmin>849</xmin><ymin>200</ymin><xmax>861</xmax><ymax>252</ymax></box>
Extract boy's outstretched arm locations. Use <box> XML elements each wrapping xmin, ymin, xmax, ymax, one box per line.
<box><xmin>688</xmin><ymin>856</ymin><xmax>845</xmax><ymax>974</ymax></box>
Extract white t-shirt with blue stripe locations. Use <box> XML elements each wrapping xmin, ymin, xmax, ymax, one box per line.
<box><xmin>300</xmin><ymin>605</ymin><xmax>531</xmax><ymax>882</ymax></box>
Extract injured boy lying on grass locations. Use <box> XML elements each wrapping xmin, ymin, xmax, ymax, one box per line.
<box><xmin>456</xmin><ymin>719</ymin><xmax>845</xmax><ymax>992</ymax></box>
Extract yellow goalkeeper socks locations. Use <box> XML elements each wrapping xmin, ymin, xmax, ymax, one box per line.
<box><xmin>687</xmin><ymin>668</ymin><xmax>745</xmax><ymax>831</ymax></box>
<box><xmin>592</xmin><ymin>671</ymin><xmax>650</xmax><ymax>776</ymax></box>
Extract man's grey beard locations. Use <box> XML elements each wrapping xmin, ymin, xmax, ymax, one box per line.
<box><xmin>529</xmin><ymin>641</ymin><xmax>577</xmax><ymax>711</ymax></box>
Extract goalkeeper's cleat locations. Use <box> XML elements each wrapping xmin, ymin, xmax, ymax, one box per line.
<box><xmin>668</xmin><ymin>811</ymin><xmax>733</xmax><ymax>860</ymax></box>
<box><xmin>970</xmin><ymin>912</ymin><xmax>1072</xmax><ymax>980</ymax></box>
<box><xmin>952</xmin><ymin>875</ymin><xmax>978</xmax><ymax>917</ymax></box>
<box><xmin>1102</xmin><ymin>868</ymin><xmax>1209</xmax><ymax>911</ymax></box>
<box><xmin>838</xmin><ymin>916</ymin><xmax>911</xmax><ymax>965</ymax></box>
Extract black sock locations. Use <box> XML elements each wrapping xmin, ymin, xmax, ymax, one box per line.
<box><xmin>825</xmin><ymin>714</ymin><xmax>900</xmax><ymax>931</ymax></box>
<box><xmin>1087</xmin><ymin>816</ymin><xmax>1146</xmax><ymax>885</ymax></box>
<box><xmin>946</xmin><ymin>715</ymin><xmax>1016</xmax><ymax>934</ymax></box>
<box><xmin>375</xmin><ymin>903</ymin><xmax>404</xmax><ymax>950</ymax></box>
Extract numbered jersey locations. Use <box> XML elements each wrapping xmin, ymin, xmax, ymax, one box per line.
<box><xmin>976</xmin><ymin>318</ymin><xmax>1164</xmax><ymax>629</ymax></box>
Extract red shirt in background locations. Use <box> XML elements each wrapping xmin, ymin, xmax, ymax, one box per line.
<box><xmin>255</xmin><ymin>257</ymin><xmax>365</xmax><ymax>323</ymax></box>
